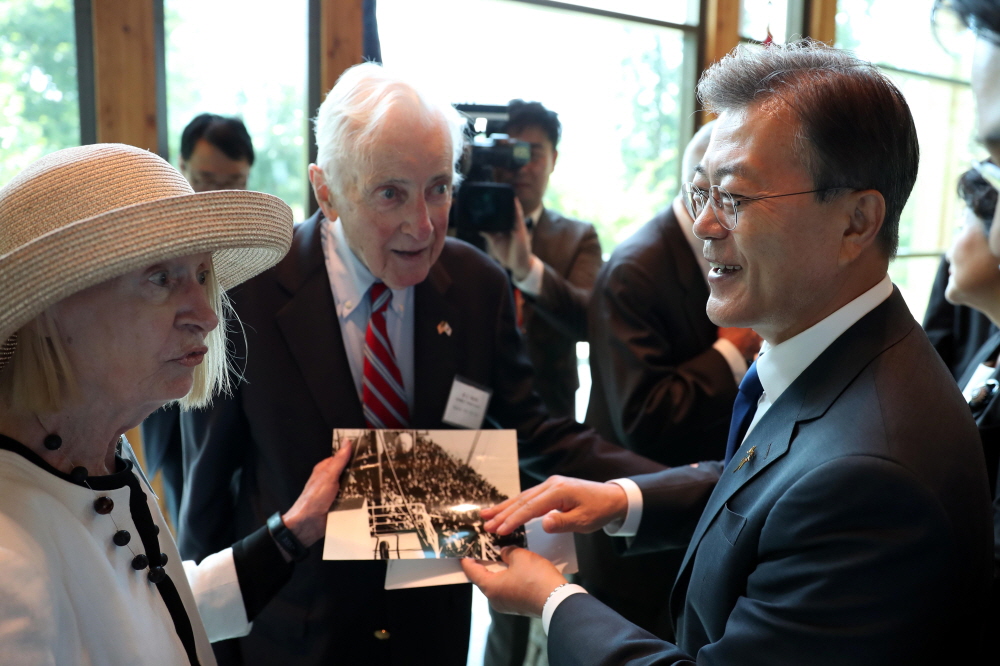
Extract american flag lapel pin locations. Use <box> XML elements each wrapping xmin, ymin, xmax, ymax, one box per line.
<box><xmin>437</xmin><ymin>321</ymin><xmax>452</xmax><ymax>336</ymax></box>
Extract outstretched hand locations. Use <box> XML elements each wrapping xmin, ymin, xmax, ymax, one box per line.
<box><xmin>481</xmin><ymin>475</ymin><xmax>628</xmax><ymax>536</ymax></box>
<box><xmin>281</xmin><ymin>442</ymin><xmax>353</xmax><ymax>548</ymax></box>
<box><xmin>461</xmin><ymin>546</ymin><xmax>567</xmax><ymax>617</ymax></box>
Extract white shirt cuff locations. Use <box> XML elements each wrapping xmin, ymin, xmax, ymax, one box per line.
<box><xmin>541</xmin><ymin>583</ymin><xmax>589</xmax><ymax>635</ymax></box>
<box><xmin>182</xmin><ymin>548</ymin><xmax>251</xmax><ymax>642</ymax></box>
<box><xmin>603</xmin><ymin>478</ymin><xmax>643</xmax><ymax>537</ymax></box>
<box><xmin>713</xmin><ymin>337</ymin><xmax>748</xmax><ymax>384</ymax></box>
<box><xmin>512</xmin><ymin>255</ymin><xmax>545</xmax><ymax>297</ymax></box>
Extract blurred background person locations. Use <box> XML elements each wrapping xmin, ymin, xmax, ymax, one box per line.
<box><xmin>142</xmin><ymin>112</ymin><xmax>257</xmax><ymax>526</ymax></box>
<box><xmin>179</xmin><ymin>113</ymin><xmax>255</xmax><ymax>192</ymax></box>
<box><xmin>575</xmin><ymin>120</ymin><xmax>761</xmax><ymax>641</ymax></box>
<box><xmin>483</xmin><ymin>99</ymin><xmax>602</xmax><ymax>419</ymax></box>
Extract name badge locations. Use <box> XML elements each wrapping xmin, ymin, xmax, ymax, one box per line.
<box><xmin>442</xmin><ymin>376</ymin><xmax>492</xmax><ymax>429</ymax></box>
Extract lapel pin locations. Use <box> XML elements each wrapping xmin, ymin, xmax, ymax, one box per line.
<box><xmin>437</xmin><ymin>321</ymin><xmax>452</xmax><ymax>336</ymax></box>
<box><xmin>734</xmin><ymin>445</ymin><xmax>756</xmax><ymax>473</ymax></box>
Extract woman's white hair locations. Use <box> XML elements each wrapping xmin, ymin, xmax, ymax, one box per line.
<box><xmin>313</xmin><ymin>62</ymin><xmax>467</xmax><ymax>198</ymax></box>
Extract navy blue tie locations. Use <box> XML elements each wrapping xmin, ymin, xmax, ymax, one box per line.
<box><xmin>724</xmin><ymin>361</ymin><xmax>764</xmax><ymax>465</ymax></box>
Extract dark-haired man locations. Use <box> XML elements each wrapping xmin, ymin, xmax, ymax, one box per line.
<box><xmin>179</xmin><ymin>113</ymin><xmax>255</xmax><ymax>192</ymax></box>
<box><xmin>464</xmin><ymin>40</ymin><xmax>993</xmax><ymax>665</ymax></box>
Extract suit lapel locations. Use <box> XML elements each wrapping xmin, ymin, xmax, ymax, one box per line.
<box><xmin>672</xmin><ymin>289</ymin><xmax>916</xmax><ymax>605</ymax></box>
<box><xmin>274</xmin><ymin>213</ymin><xmax>364</xmax><ymax>429</ymax></box>
<box><xmin>412</xmin><ymin>256</ymin><xmax>461</xmax><ymax>426</ymax></box>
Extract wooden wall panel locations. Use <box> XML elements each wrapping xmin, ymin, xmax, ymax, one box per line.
<box><xmin>91</xmin><ymin>0</ymin><xmax>159</xmax><ymax>150</ymax></box>
<box><xmin>319</xmin><ymin>0</ymin><xmax>365</xmax><ymax>97</ymax></box>
<box><xmin>806</xmin><ymin>0</ymin><xmax>838</xmax><ymax>44</ymax></box>
<box><xmin>704</xmin><ymin>0</ymin><xmax>742</xmax><ymax>66</ymax></box>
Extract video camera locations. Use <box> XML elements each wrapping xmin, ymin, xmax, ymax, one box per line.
<box><xmin>451</xmin><ymin>104</ymin><xmax>530</xmax><ymax>236</ymax></box>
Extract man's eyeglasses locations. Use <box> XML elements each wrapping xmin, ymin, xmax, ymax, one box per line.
<box><xmin>682</xmin><ymin>183</ymin><xmax>848</xmax><ymax>231</ymax></box>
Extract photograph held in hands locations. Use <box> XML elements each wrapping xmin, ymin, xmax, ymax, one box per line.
<box><xmin>324</xmin><ymin>429</ymin><xmax>526</xmax><ymax>561</ymax></box>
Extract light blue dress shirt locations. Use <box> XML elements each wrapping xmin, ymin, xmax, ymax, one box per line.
<box><xmin>319</xmin><ymin>217</ymin><xmax>415</xmax><ymax>413</ymax></box>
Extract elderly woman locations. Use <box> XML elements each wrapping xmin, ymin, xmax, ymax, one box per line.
<box><xmin>0</xmin><ymin>144</ymin><xmax>351</xmax><ymax>664</ymax></box>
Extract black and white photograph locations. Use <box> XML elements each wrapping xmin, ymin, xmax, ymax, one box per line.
<box><xmin>324</xmin><ymin>429</ymin><xmax>526</xmax><ymax>561</ymax></box>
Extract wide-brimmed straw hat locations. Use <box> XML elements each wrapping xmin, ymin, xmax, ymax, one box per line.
<box><xmin>0</xmin><ymin>143</ymin><xmax>294</xmax><ymax>369</ymax></box>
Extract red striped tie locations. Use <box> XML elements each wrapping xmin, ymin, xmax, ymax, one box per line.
<box><xmin>362</xmin><ymin>283</ymin><xmax>410</xmax><ymax>429</ymax></box>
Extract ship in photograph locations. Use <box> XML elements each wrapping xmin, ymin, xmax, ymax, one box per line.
<box><xmin>328</xmin><ymin>429</ymin><xmax>526</xmax><ymax>561</ymax></box>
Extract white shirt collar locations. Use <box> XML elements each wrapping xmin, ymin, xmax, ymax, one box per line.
<box><xmin>527</xmin><ymin>203</ymin><xmax>544</xmax><ymax>229</ymax></box>
<box><xmin>323</xmin><ymin>217</ymin><xmax>407</xmax><ymax>317</ymax></box>
<box><xmin>756</xmin><ymin>274</ymin><xmax>893</xmax><ymax>405</ymax></box>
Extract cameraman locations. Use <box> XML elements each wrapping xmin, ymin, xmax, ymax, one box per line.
<box><xmin>482</xmin><ymin>100</ymin><xmax>602</xmax><ymax>420</ymax></box>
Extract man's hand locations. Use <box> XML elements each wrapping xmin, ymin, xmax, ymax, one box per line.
<box><xmin>482</xmin><ymin>197</ymin><xmax>534</xmax><ymax>282</ymax></box>
<box><xmin>461</xmin><ymin>547</ymin><xmax>567</xmax><ymax>617</ymax></box>
<box><xmin>718</xmin><ymin>326</ymin><xmax>763</xmax><ymax>363</ymax></box>
<box><xmin>481</xmin><ymin>475</ymin><xmax>628</xmax><ymax>536</ymax></box>
<box><xmin>281</xmin><ymin>442</ymin><xmax>353</xmax><ymax>548</ymax></box>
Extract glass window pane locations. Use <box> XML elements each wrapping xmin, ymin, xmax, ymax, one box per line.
<box><xmin>164</xmin><ymin>0</ymin><xmax>309</xmax><ymax>219</ymax></box>
<box><xmin>889</xmin><ymin>255</ymin><xmax>942</xmax><ymax>323</ymax></box>
<box><xmin>565</xmin><ymin>0</ymin><xmax>692</xmax><ymax>25</ymax></box>
<box><xmin>378</xmin><ymin>0</ymin><xmax>690</xmax><ymax>249</ymax></box>
<box><xmin>888</xmin><ymin>71</ymin><xmax>978</xmax><ymax>256</ymax></box>
<box><xmin>740</xmin><ymin>0</ymin><xmax>788</xmax><ymax>43</ymax></box>
<box><xmin>0</xmin><ymin>0</ymin><xmax>80</xmax><ymax>184</ymax></box>
<box><xmin>836</xmin><ymin>0</ymin><xmax>974</xmax><ymax>80</ymax></box>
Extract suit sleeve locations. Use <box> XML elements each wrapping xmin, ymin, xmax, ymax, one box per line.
<box><xmin>548</xmin><ymin>456</ymin><xmax>960</xmax><ymax>665</ymax></box>
<box><xmin>592</xmin><ymin>261</ymin><xmax>737</xmax><ymax>457</ymax></box>
<box><xmin>485</xmin><ymin>265</ymin><xmax>667</xmax><ymax>483</ymax></box>
<box><xmin>528</xmin><ymin>223</ymin><xmax>602</xmax><ymax>341</ymax></box>
<box><xmin>177</xmin><ymin>384</ymin><xmax>250</xmax><ymax>563</ymax></box>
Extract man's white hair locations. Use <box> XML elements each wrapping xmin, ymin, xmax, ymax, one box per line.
<box><xmin>313</xmin><ymin>62</ymin><xmax>467</xmax><ymax>198</ymax></box>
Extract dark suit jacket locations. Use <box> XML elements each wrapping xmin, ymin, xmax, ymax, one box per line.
<box><xmin>576</xmin><ymin>207</ymin><xmax>737</xmax><ymax>638</ymax></box>
<box><xmin>548</xmin><ymin>289</ymin><xmax>994</xmax><ymax>665</ymax></box>
<box><xmin>521</xmin><ymin>208</ymin><xmax>602</xmax><ymax>418</ymax></box>
<box><xmin>139</xmin><ymin>404</ymin><xmax>183</xmax><ymax>524</ymax></box>
<box><xmin>178</xmin><ymin>212</ymin><xmax>663</xmax><ymax>666</ymax></box>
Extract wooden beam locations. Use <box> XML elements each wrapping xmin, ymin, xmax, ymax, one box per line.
<box><xmin>806</xmin><ymin>0</ymin><xmax>838</xmax><ymax>45</ymax></box>
<box><xmin>704</xmin><ymin>0</ymin><xmax>741</xmax><ymax>66</ymax></box>
<box><xmin>319</xmin><ymin>0</ymin><xmax>365</xmax><ymax>97</ymax></box>
<box><xmin>91</xmin><ymin>0</ymin><xmax>159</xmax><ymax>151</ymax></box>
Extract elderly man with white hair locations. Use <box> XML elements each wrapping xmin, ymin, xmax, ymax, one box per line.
<box><xmin>178</xmin><ymin>63</ymin><xmax>663</xmax><ymax>665</ymax></box>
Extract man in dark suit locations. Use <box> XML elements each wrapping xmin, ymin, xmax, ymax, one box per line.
<box><xmin>575</xmin><ymin>122</ymin><xmax>761</xmax><ymax>639</ymax></box>
<box><xmin>483</xmin><ymin>100</ymin><xmax>602</xmax><ymax>420</ymax></box>
<box><xmin>464</xmin><ymin>41</ymin><xmax>993</xmax><ymax>664</ymax></box>
<box><xmin>177</xmin><ymin>63</ymin><xmax>662</xmax><ymax>666</ymax></box>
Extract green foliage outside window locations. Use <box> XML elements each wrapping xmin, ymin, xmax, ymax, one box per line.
<box><xmin>0</xmin><ymin>0</ymin><xmax>80</xmax><ymax>185</ymax></box>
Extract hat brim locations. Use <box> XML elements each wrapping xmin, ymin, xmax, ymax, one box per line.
<box><xmin>0</xmin><ymin>189</ymin><xmax>292</xmax><ymax>342</ymax></box>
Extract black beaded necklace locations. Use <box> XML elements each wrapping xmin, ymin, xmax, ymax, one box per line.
<box><xmin>38</xmin><ymin>427</ymin><xmax>169</xmax><ymax>582</ymax></box>
<box><xmin>4</xmin><ymin>429</ymin><xmax>200</xmax><ymax>665</ymax></box>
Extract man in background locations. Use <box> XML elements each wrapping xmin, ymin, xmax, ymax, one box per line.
<box><xmin>576</xmin><ymin>121</ymin><xmax>760</xmax><ymax>639</ymax></box>
<box><xmin>483</xmin><ymin>100</ymin><xmax>602</xmax><ymax>419</ymax></box>
<box><xmin>179</xmin><ymin>113</ymin><xmax>254</xmax><ymax>191</ymax></box>
<box><xmin>141</xmin><ymin>112</ymin><xmax>255</xmax><ymax>524</ymax></box>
